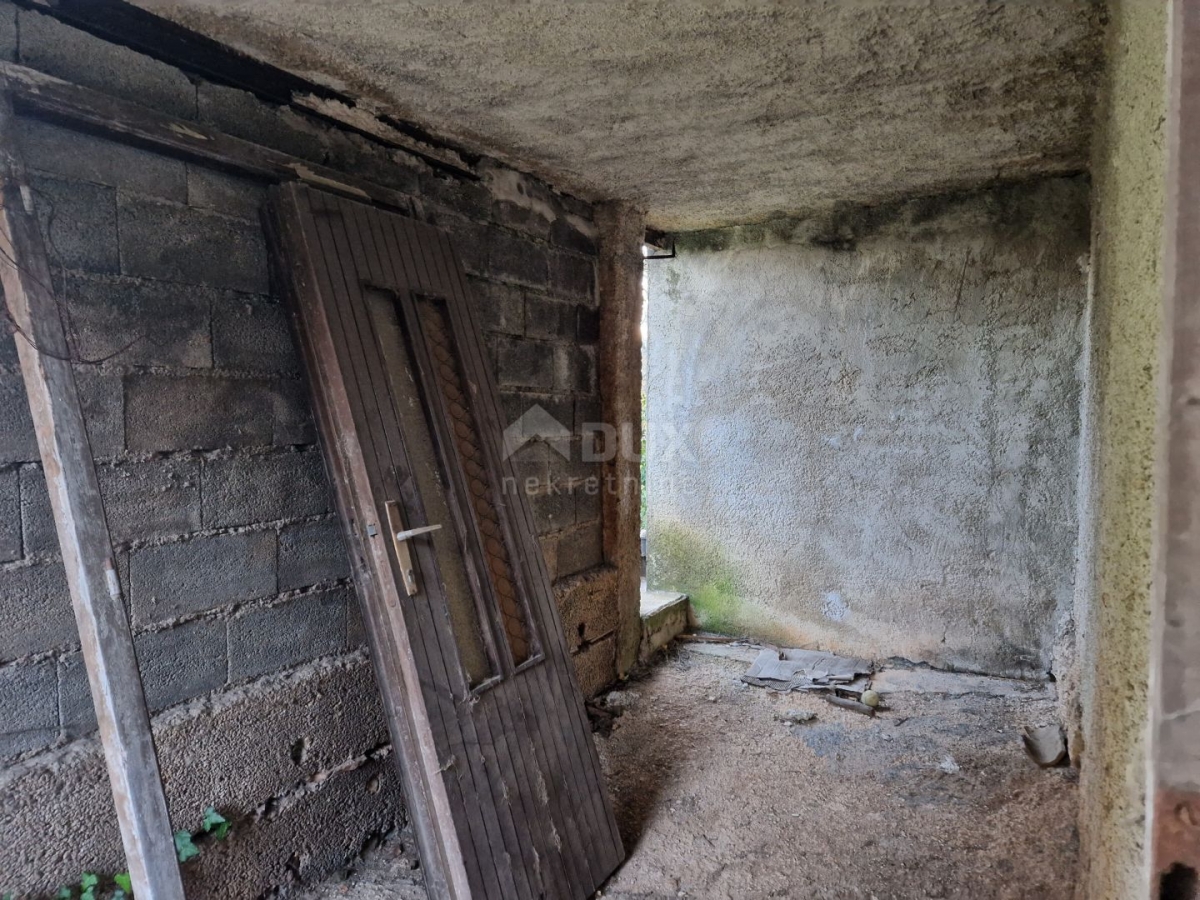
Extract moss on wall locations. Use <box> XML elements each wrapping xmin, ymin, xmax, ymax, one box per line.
<box><xmin>1077</xmin><ymin>2</ymin><xmax>1167</xmax><ymax>897</ymax></box>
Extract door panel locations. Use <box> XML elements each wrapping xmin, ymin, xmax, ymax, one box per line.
<box><xmin>266</xmin><ymin>184</ymin><xmax>624</xmax><ymax>900</ymax></box>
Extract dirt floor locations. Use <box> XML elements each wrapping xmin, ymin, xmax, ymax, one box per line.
<box><xmin>304</xmin><ymin>643</ymin><xmax>1078</xmax><ymax>900</ymax></box>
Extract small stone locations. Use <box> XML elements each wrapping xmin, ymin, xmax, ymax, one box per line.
<box><xmin>861</xmin><ymin>689</ymin><xmax>881</xmax><ymax>708</ymax></box>
<box><xmin>776</xmin><ymin>709</ymin><xmax>816</xmax><ymax>724</ymax></box>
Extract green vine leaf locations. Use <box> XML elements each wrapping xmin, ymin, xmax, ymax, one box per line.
<box><xmin>55</xmin><ymin>888</ymin><xmax>73</xmax><ymax>900</ymax></box>
<box><xmin>173</xmin><ymin>830</ymin><xmax>200</xmax><ymax>863</ymax></box>
<box><xmin>200</xmin><ymin>807</ymin><xmax>230</xmax><ymax>840</ymax></box>
<box><xmin>113</xmin><ymin>872</ymin><xmax>133</xmax><ymax>893</ymax></box>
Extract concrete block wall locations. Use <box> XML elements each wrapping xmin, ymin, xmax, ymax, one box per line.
<box><xmin>0</xmin><ymin>3</ymin><xmax>615</xmax><ymax>895</ymax></box>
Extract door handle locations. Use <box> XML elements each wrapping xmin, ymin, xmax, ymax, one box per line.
<box><xmin>385</xmin><ymin>501</ymin><xmax>442</xmax><ymax>596</ymax></box>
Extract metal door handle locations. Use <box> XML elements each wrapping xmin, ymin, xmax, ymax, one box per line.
<box><xmin>385</xmin><ymin>501</ymin><xmax>441</xmax><ymax>596</ymax></box>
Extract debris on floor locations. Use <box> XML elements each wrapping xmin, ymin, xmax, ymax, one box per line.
<box><xmin>823</xmin><ymin>694</ymin><xmax>878</xmax><ymax>717</ymax></box>
<box><xmin>305</xmin><ymin>646</ymin><xmax>1080</xmax><ymax>900</ymax></box>
<box><xmin>775</xmin><ymin>709</ymin><xmax>818</xmax><ymax>725</ymax></box>
<box><xmin>1023</xmin><ymin>724</ymin><xmax>1068</xmax><ymax>768</ymax></box>
<box><xmin>740</xmin><ymin>647</ymin><xmax>873</xmax><ymax>693</ymax></box>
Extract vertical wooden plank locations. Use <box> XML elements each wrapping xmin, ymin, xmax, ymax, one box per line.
<box><xmin>266</xmin><ymin>186</ymin><xmax>468</xmax><ymax>899</ymax></box>
<box><xmin>310</xmin><ymin>192</ymin><xmax>510</xmax><ymax>900</ymax></box>
<box><xmin>0</xmin><ymin>98</ymin><xmax>185</xmax><ymax>898</ymax></box>
<box><xmin>346</xmin><ymin>201</ymin><xmax>553</xmax><ymax>900</ymax></box>
<box><xmin>273</xmin><ymin>184</ymin><xmax>625</xmax><ymax>898</ymax></box>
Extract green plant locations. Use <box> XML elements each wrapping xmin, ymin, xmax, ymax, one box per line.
<box><xmin>4</xmin><ymin>806</ymin><xmax>234</xmax><ymax>899</ymax></box>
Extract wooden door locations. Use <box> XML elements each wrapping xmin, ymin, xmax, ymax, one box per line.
<box><xmin>266</xmin><ymin>184</ymin><xmax>624</xmax><ymax>900</ymax></box>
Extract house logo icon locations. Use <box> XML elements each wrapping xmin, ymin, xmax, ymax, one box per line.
<box><xmin>503</xmin><ymin>404</ymin><xmax>572</xmax><ymax>460</ymax></box>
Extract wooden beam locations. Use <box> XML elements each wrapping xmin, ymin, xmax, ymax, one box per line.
<box><xmin>0</xmin><ymin>93</ymin><xmax>185</xmax><ymax>899</ymax></box>
<box><xmin>596</xmin><ymin>202</ymin><xmax>646</xmax><ymax>678</ymax></box>
<box><xmin>0</xmin><ymin>60</ymin><xmax>427</xmax><ymax>212</ymax></box>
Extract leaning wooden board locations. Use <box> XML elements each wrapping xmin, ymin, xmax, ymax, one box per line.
<box><xmin>266</xmin><ymin>185</ymin><xmax>624</xmax><ymax>900</ymax></box>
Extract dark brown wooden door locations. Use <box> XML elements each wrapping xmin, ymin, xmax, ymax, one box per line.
<box><xmin>266</xmin><ymin>184</ymin><xmax>624</xmax><ymax>900</ymax></box>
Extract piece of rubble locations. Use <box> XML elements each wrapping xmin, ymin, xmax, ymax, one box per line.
<box><xmin>775</xmin><ymin>709</ymin><xmax>817</xmax><ymax>725</ymax></box>
<box><xmin>1022</xmin><ymin>724</ymin><xmax>1068</xmax><ymax>768</ymax></box>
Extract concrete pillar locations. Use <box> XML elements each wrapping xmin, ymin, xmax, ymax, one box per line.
<box><xmin>1076</xmin><ymin>1</ymin><xmax>1168</xmax><ymax>897</ymax></box>
<box><xmin>595</xmin><ymin>201</ymin><xmax>644</xmax><ymax>678</ymax></box>
<box><xmin>1149</xmin><ymin>2</ymin><xmax>1200</xmax><ymax>894</ymax></box>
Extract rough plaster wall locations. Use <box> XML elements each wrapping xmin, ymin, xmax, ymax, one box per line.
<box><xmin>646</xmin><ymin>178</ymin><xmax>1089</xmax><ymax>679</ymax></box>
<box><xmin>0</xmin><ymin>3</ymin><xmax>621</xmax><ymax>892</ymax></box>
<box><xmin>1076</xmin><ymin>2</ymin><xmax>1168</xmax><ymax>898</ymax></box>
<box><xmin>131</xmin><ymin>0</ymin><xmax>1104</xmax><ymax>231</ymax></box>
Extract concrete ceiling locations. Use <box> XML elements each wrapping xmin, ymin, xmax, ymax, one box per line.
<box><xmin>132</xmin><ymin>0</ymin><xmax>1105</xmax><ymax>231</ymax></box>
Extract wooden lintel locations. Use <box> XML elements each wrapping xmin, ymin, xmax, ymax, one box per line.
<box><xmin>0</xmin><ymin>92</ymin><xmax>185</xmax><ymax>899</ymax></box>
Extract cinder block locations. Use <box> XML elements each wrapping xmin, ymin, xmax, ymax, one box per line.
<box><xmin>441</xmin><ymin>214</ymin><xmax>489</xmax><ymax>277</ymax></box>
<box><xmin>549</xmin><ymin>251</ymin><xmax>596</xmax><ymax>301</ymax></box>
<box><xmin>556</xmin><ymin>566</ymin><xmax>619</xmax><ymax>651</ymax></box>
<box><xmin>0</xmin><ymin>467</ymin><xmax>19</xmax><ymax>563</ymax></box>
<box><xmin>346</xmin><ymin>599</ymin><xmax>367</xmax><ymax>648</ymax></box>
<box><xmin>324</xmin><ymin>130</ymin><xmax>421</xmax><ymax>196</ymax></box>
<box><xmin>212</xmin><ymin>294</ymin><xmax>299</xmax><ymax>373</ymax></box>
<box><xmin>574</xmin><ymin>478</ymin><xmax>603</xmax><ymax>524</ymax></box>
<box><xmin>498</xmin><ymin>391</ymin><xmax>574</xmax><ymax>442</ymax></box>
<box><xmin>62</xmin><ymin>274</ymin><xmax>212</xmax><ymax>369</ymax></box>
<box><xmin>577</xmin><ymin>304</ymin><xmax>601</xmax><ymax>343</ymax></box>
<box><xmin>202</xmin><ymin>450</ymin><xmax>330</xmax><ymax>529</ymax></box>
<box><xmin>130</xmin><ymin>530</ymin><xmax>277</xmax><ymax>625</ymax></box>
<box><xmin>0</xmin><ymin>328</ymin><xmax>19</xmax><ymax>370</ymax></box>
<box><xmin>98</xmin><ymin>457</ymin><xmax>202</xmax><ymax>543</ymax></box>
<box><xmin>574</xmin><ymin>395</ymin><xmax>602</xmax><ymax>435</ymax></box>
<box><xmin>125</xmin><ymin>374</ymin><xmax>305</xmax><ymax>451</ymax></box>
<box><xmin>529</xmin><ymin>485</ymin><xmax>575</xmax><ymax>536</ymax></box>
<box><xmin>30</xmin><ymin>175</ymin><xmax>119</xmax><ymax>274</ymax></box>
<box><xmin>18</xmin><ymin>9</ymin><xmax>197</xmax><ymax>121</ymax></box>
<box><xmin>495</xmin><ymin>336</ymin><xmax>554</xmax><ymax>390</ymax></box>
<box><xmin>549</xmin><ymin>215</ymin><xmax>597</xmax><ymax>256</ymax></box>
<box><xmin>136</xmin><ymin>618</ymin><xmax>228</xmax><ymax>711</ymax></box>
<box><xmin>19</xmin><ymin>465</ymin><xmax>54</xmax><ymax>558</ymax></box>
<box><xmin>197</xmin><ymin>83</ymin><xmax>329</xmax><ymax>164</ymax></box>
<box><xmin>506</xmin><ymin>440</ymin><xmax>552</xmax><ymax>489</ymax></box>
<box><xmin>421</xmin><ymin>172</ymin><xmax>494</xmax><ymax>222</ymax></box>
<box><xmin>547</xmin><ymin>444</ymin><xmax>596</xmax><ymax>488</ymax></box>
<box><xmin>557</xmin><ymin>520</ymin><xmax>604</xmax><ymax>579</ymax></box>
<box><xmin>57</xmin><ymin>651</ymin><xmax>96</xmax><ymax>739</ymax></box>
<box><xmin>227</xmin><ymin>588</ymin><xmax>349</xmax><ymax>681</ymax></box>
<box><xmin>524</xmin><ymin>293</ymin><xmax>577</xmax><ymax>341</ymax></box>
<box><xmin>61</xmin><ymin>616</ymin><xmax>227</xmax><ymax>728</ymax></box>
<box><xmin>186</xmin><ymin>165</ymin><xmax>267</xmax><ymax>221</ymax></box>
<box><xmin>18</xmin><ymin>118</ymin><xmax>187</xmax><ymax>202</ymax></box>
<box><xmin>493</xmin><ymin>200</ymin><xmax>553</xmax><ymax>241</ymax></box>
<box><xmin>0</xmin><ymin>560</ymin><xmax>74</xmax><ymax>661</ymax></box>
<box><xmin>467</xmin><ymin>277</ymin><xmax>524</xmax><ymax>336</ymax></box>
<box><xmin>0</xmin><ymin>658</ymin><xmax>58</xmax><ymax>758</ymax></box>
<box><xmin>571</xmin><ymin>632</ymin><xmax>617</xmax><ymax>697</ymax></box>
<box><xmin>272</xmin><ymin>378</ymin><xmax>316</xmax><ymax>446</ymax></box>
<box><xmin>75</xmin><ymin>369</ymin><xmax>125</xmax><ymax>459</ymax></box>
<box><xmin>0</xmin><ymin>3</ymin><xmax>16</xmax><ymax>63</ymax></box>
<box><xmin>555</xmin><ymin>343</ymin><xmax>596</xmax><ymax>393</ymax></box>
<box><xmin>117</xmin><ymin>195</ymin><xmax>269</xmax><ymax>294</ymax></box>
<box><xmin>489</xmin><ymin>230</ymin><xmax>548</xmax><ymax>288</ymax></box>
<box><xmin>278</xmin><ymin>519</ymin><xmax>350</xmax><ymax>592</ymax></box>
